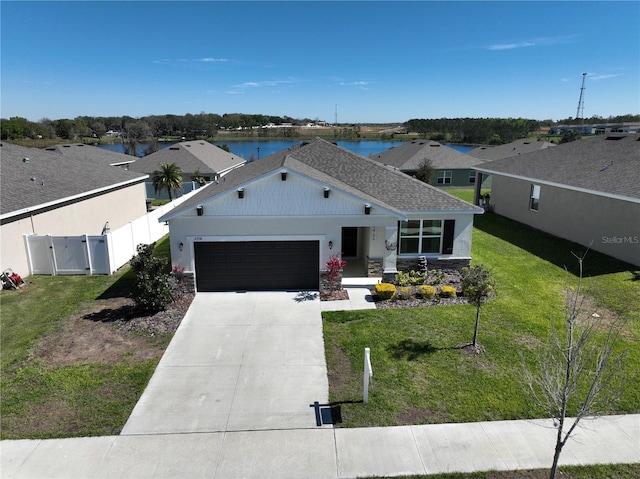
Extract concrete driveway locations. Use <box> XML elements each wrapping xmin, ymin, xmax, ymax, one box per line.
<box><xmin>121</xmin><ymin>291</ymin><xmax>329</xmax><ymax>435</ymax></box>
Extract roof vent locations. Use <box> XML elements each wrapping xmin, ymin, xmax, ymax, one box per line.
<box><xmin>430</xmin><ymin>144</ymin><xmax>440</xmax><ymax>147</ymax></box>
<box><xmin>605</xmin><ymin>136</ymin><xmax>624</xmax><ymax>140</ymax></box>
<box><xmin>63</xmin><ymin>145</ymin><xmax>71</xmax><ymax>148</ymax></box>
<box><xmin>23</xmin><ymin>157</ymin><xmax>30</xmax><ymax>163</ymax></box>
<box><xmin>524</xmin><ymin>142</ymin><xmax>530</xmax><ymax>144</ymax></box>
<box><xmin>185</xmin><ymin>144</ymin><xmax>191</xmax><ymax>147</ymax></box>
<box><xmin>169</xmin><ymin>147</ymin><xmax>179</xmax><ymax>150</ymax></box>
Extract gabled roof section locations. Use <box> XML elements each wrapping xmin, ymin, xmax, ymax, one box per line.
<box><xmin>129</xmin><ymin>141</ymin><xmax>245</xmax><ymax>176</ymax></box>
<box><xmin>475</xmin><ymin>134</ymin><xmax>640</xmax><ymax>200</ymax></box>
<box><xmin>468</xmin><ymin>139</ymin><xmax>556</xmax><ymax>161</ymax></box>
<box><xmin>371</xmin><ymin>140</ymin><xmax>484</xmax><ymax>170</ymax></box>
<box><xmin>1</xmin><ymin>143</ymin><xmax>148</xmax><ymax>219</ymax></box>
<box><xmin>162</xmin><ymin>138</ymin><xmax>482</xmax><ymax>221</ymax></box>
<box><xmin>43</xmin><ymin>143</ymin><xmax>136</xmax><ymax>167</ymax></box>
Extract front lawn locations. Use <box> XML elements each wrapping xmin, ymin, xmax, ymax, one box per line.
<box><xmin>323</xmin><ymin>211</ymin><xmax>640</xmax><ymax>428</ymax></box>
<box><xmin>0</xmin><ymin>235</ymin><xmax>181</xmax><ymax>439</ymax></box>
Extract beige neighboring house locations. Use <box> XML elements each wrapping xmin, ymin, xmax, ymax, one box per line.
<box><xmin>160</xmin><ymin>138</ymin><xmax>483</xmax><ymax>292</ymax></box>
<box><xmin>129</xmin><ymin>141</ymin><xmax>246</xmax><ymax>198</ymax></box>
<box><xmin>370</xmin><ymin>139</ymin><xmax>486</xmax><ymax>187</ymax></box>
<box><xmin>474</xmin><ymin>134</ymin><xmax>640</xmax><ymax>267</ymax></box>
<box><xmin>0</xmin><ymin>143</ymin><xmax>148</xmax><ymax>277</ymax></box>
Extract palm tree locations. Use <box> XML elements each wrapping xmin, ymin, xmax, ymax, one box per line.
<box><xmin>152</xmin><ymin>163</ymin><xmax>183</xmax><ymax>201</ymax></box>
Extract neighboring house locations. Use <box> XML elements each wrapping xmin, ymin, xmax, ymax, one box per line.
<box><xmin>474</xmin><ymin>134</ymin><xmax>640</xmax><ymax>267</ymax></box>
<box><xmin>467</xmin><ymin>139</ymin><xmax>556</xmax><ymax>161</ymax></box>
<box><xmin>0</xmin><ymin>143</ymin><xmax>149</xmax><ymax>276</ymax></box>
<box><xmin>160</xmin><ymin>138</ymin><xmax>483</xmax><ymax>292</ymax></box>
<box><xmin>129</xmin><ymin>141</ymin><xmax>246</xmax><ymax>198</ymax></box>
<box><xmin>43</xmin><ymin>143</ymin><xmax>137</xmax><ymax>169</ymax></box>
<box><xmin>370</xmin><ymin>140</ymin><xmax>485</xmax><ymax>187</ymax></box>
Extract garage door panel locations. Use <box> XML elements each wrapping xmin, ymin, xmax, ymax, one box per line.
<box><xmin>195</xmin><ymin>241</ymin><xmax>319</xmax><ymax>292</ymax></box>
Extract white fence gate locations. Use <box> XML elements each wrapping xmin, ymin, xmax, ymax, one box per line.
<box><xmin>25</xmin><ymin>192</ymin><xmax>195</xmax><ymax>276</ymax></box>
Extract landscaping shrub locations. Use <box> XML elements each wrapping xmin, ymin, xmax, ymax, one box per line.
<box><xmin>130</xmin><ymin>243</ymin><xmax>175</xmax><ymax>313</ymax></box>
<box><xmin>439</xmin><ymin>285</ymin><xmax>457</xmax><ymax>298</ymax></box>
<box><xmin>375</xmin><ymin>283</ymin><xmax>396</xmax><ymax>300</ymax></box>
<box><xmin>419</xmin><ymin>284</ymin><xmax>437</xmax><ymax>299</ymax></box>
<box><xmin>398</xmin><ymin>286</ymin><xmax>413</xmax><ymax>300</ymax></box>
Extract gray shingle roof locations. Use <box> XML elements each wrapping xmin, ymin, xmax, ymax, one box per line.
<box><xmin>468</xmin><ymin>139</ymin><xmax>556</xmax><ymax>161</ymax></box>
<box><xmin>129</xmin><ymin>141</ymin><xmax>245</xmax><ymax>176</ymax></box>
<box><xmin>43</xmin><ymin>143</ymin><xmax>136</xmax><ymax>167</ymax></box>
<box><xmin>371</xmin><ymin>140</ymin><xmax>484</xmax><ymax>170</ymax></box>
<box><xmin>475</xmin><ymin>134</ymin><xmax>640</xmax><ymax>200</ymax></box>
<box><xmin>1</xmin><ymin>143</ymin><xmax>148</xmax><ymax>218</ymax></box>
<box><xmin>164</xmin><ymin>138</ymin><xmax>482</xmax><ymax>220</ymax></box>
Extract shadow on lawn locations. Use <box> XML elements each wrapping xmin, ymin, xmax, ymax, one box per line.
<box><xmin>388</xmin><ymin>338</ymin><xmax>459</xmax><ymax>361</ymax></box>
<box><xmin>474</xmin><ymin>213</ymin><xmax>637</xmax><ymax>277</ymax></box>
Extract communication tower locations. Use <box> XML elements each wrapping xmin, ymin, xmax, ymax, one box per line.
<box><xmin>575</xmin><ymin>73</ymin><xmax>587</xmax><ymax>122</ymax></box>
<box><xmin>334</xmin><ymin>104</ymin><xmax>338</xmax><ymax>125</ymax></box>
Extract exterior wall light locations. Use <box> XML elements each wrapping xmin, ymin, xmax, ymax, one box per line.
<box><xmin>281</xmin><ymin>171</ymin><xmax>287</xmax><ymax>181</ymax></box>
<box><xmin>364</xmin><ymin>204</ymin><xmax>371</xmax><ymax>215</ymax></box>
<box><xmin>178</xmin><ymin>242</ymin><xmax>184</xmax><ymax>251</ymax></box>
<box><xmin>324</xmin><ymin>188</ymin><xmax>330</xmax><ymax>198</ymax></box>
<box><xmin>196</xmin><ymin>206</ymin><xmax>204</xmax><ymax>216</ymax></box>
<box><xmin>238</xmin><ymin>188</ymin><xmax>244</xmax><ymax>199</ymax></box>
<box><xmin>328</xmin><ymin>241</ymin><xmax>333</xmax><ymax>250</ymax></box>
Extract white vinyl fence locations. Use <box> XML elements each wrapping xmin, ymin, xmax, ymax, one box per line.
<box><xmin>25</xmin><ymin>193</ymin><xmax>195</xmax><ymax>276</ymax></box>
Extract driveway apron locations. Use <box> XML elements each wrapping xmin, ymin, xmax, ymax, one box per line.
<box><xmin>121</xmin><ymin>291</ymin><xmax>329</xmax><ymax>435</ymax></box>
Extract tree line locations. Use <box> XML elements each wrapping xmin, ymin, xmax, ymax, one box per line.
<box><xmin>2</xmin><ymin>112</ymin><xmax>638</xmax><ymax>144</ymax></box>
<box><xmin>405</xmin><ymin>114</ymin><xmax>640</xmax><ymax>145</ymax></box>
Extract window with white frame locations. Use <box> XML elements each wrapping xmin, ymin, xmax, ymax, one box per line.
<box><xmin>530</xmin><ymin>184</ymin><xmax>540</xmax><ymax>211</ymax></box>
<box><xmin>469</xmin><ymin>170</ymin><xmax>476</xmax><ymax>184</ymax></box>
<box><xmin>437</xmin><ymin>170</ymin><xmax>452</xmax><ymax>184</ymax></box>
<box><xmin>399</xmin><ymin>220</ymin><xmax>443</xmax><ymax>254</ymax></box>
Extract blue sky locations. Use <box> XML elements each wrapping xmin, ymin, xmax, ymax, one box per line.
<box><xmin>1</xmin><ymin>1</ymin><xmax>638</xmax><ymax>123</ymax></box>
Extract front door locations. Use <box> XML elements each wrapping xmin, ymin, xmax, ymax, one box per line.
<box><xmin>341</xmin><ymin>227</ymin><xmax>358</xmax><ymax>257</ymax></box>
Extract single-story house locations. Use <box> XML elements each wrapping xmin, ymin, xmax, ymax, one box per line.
<box><xmin>474</xmin><ymin>134</ymin><xmax>640</xmax><ymax>267</ymax></box>
<box><xmin>129</xmin><ymin>141</ymin><xmax>246</xmax><ymax>198</ymax></box>
<box><xmin>370</xmin><ymin>140</ymin><xmax>486</xmax><ymax>187</ymax></box>
<box><xmin>467</xmin><ymin>139</ymin><xmax>556</xmax><ymax>161</ymax></box>
<box><xmin>160</xmin><ymin>138</ymin><xmax>483</xmax><ymax>292</ymax></box>
<box><xmin>0</xmin><ymin>143</ymin><xmax>149</xmax><ymax>276</ymax></box>
<box><xmin>42</xmin><ymin>143</ymin><xmax>137</xmax><ymax>169</ymax></box>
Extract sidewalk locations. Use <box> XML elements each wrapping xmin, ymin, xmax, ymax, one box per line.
<box><xmin>2</xmin><ymin>415</ymin><xmax>638</xmax><ymax>478</ymax></box>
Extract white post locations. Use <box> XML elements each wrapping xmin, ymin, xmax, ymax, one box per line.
<box><xmin>363</xmin><ymin>347</ymin><xmax>372</xmax><ymax>403</ymax></box>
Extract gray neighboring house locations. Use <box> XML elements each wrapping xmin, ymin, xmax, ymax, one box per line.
<box><xmin>474</xmin><ymin>134</ymin><xmax>640</xmax><ymax>267</ymax></box>
<box><xmin>42</xmin><ymin>143</ymin><xmax>137</xmax><ymax>169</ymax></box>
<box><xmin>370</xmin><ymin>139</ymin><xmax>485</xmax><ymax>186</ymax></box>
<box><xmin>130</xmin><ymin>141</ymin><xmax>246</xmax><ymax>198</ymax></box>
<box><xmin>0</xmin><ymin>143</ymin><xmax>149</xmax><ymax>276</ymax></box>
<box><xmin>468</xmin><ymin>139</ymin><xmax>556</xmax><ymax>161</ymax></box>
<box><xmin>160</xmin><ymin>138</ymin><xmax>483</xmax><ymax>292</ymax></box>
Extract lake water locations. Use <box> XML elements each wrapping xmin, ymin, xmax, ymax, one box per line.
<box><xmin>98</xmin><ymin>140</ymin><xmax>475</xmax><ymax>159</ymax></box>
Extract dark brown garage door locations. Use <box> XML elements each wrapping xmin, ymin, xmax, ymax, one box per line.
<box><xmin>194</xmin><ymin>241</ymin><xmax>319</xmax><ymax>292</ymax></box>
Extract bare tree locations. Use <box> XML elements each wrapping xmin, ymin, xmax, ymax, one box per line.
<box><xmin>523</xmin><ymin>253</ymin><xmax>627</xmax><ymax>479</ymax></box>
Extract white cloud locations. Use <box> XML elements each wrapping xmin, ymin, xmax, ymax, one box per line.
<box><xmin>590</xmin><ymin>73</ymin><xmax>623</xmax><ymax>81</ymax></box>
<box><xmin>488</xmin><ymin>42</ymin><xmax>535</xmax><ymax>51</ymax></box>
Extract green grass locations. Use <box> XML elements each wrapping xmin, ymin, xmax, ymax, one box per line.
<box><xmin>0</xmin><ymin>235</ymin><xmax>172</xmax><ymax>439</ymax></box>
<box><xmin>323</xmin><ymin>204</ymin><xmax>640</xmax><ymax>428</ymax></box>
<box><xmin>383</xmin><ymin>463</ymin><xmax>640</xmax><ymax>479</ymax></box>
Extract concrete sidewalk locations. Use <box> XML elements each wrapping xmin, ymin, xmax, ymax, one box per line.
<box><xmin>2</xmin><ymin>415</ymin><xmax>638</xmax><ymax>478</ymax></box>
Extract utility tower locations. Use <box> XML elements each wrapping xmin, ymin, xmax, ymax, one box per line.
<box><xmin>575</xmin><ymin>73</ymin><xmax>587</xmax><ymax>123</ymax></box>
<box><xmin>334</xmin><ymin>104</ymin><xmax>338</xmax><ymax>125</ymax></box>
